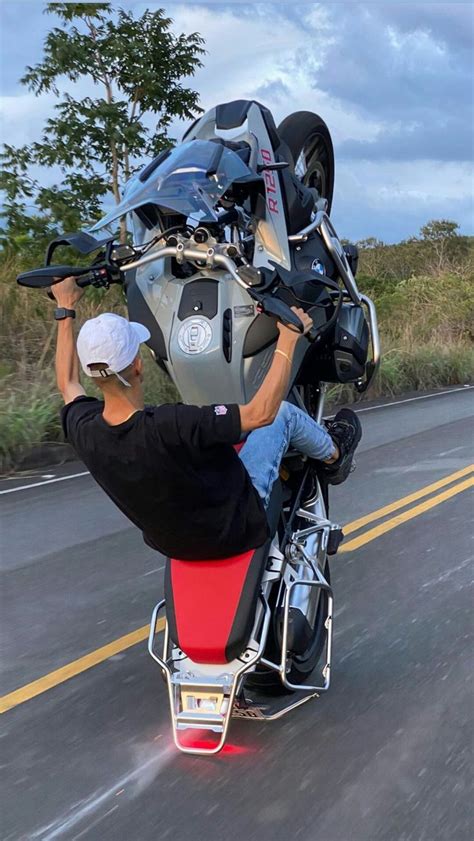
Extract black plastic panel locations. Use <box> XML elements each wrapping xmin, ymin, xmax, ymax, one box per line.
<box><xmin>216</xmin><ymin>99</ymin><xmax>252</xmax><ymax>130</ymax></box>
<box><xmin>223</xmin><ymin>308</ymin><xmax>232</xmax><ymax>362</ymax></box>
<box><xmin>298</xmin><ymin>302</ymin><xmax>369</xmax><ymax>385</ymax></box>
<box><xmin>293</xmin><ymin>231</ymin><xmax>337</xmax><ymax>279</ymax></box>
<box><xmin>215</xmin><ymin>99</ymin><xmax>280</xmax><ymax>151</ymax></box>
<box><xmin>124</xmin><ymin>272</ymin><xmax>168</xmax><ymax>360</ymax></box>
<box><xmin>45</xmin><ymin>231</ymin><xmax>109</xmax><ymax>265</ymax></box>
<box><xmin>243</xmin><ymin>313</ymin><xmax>279</xmax><ymax>358</ymax></box>
<box><xmin>177</xmin><ymin>279</ymin><xmax>218</xmax><ymax>321</ymax></box>
<box><xmin>278</xmin><ymin>167</ymin><xmax>314</xmax><ymax>234</ymax></box>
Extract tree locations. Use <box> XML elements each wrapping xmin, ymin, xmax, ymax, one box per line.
<box><xmin>356</xmin><ymin>237</ymin><xmax>389</xmax><ymax>279</ymax></box>
<box><xmin>419</xmin><ymin>219</ymin><xmax>461</xmax><ymax>274</ymax></box>
<box><xmin>0</xmin><ymin>3</ymin><xmax>205</xmax><ymax>252</ymax></box>
<box><xmin>419</xmin><ymin>219</ymin><xmax>460</xmax><ymax>242</ymax></box>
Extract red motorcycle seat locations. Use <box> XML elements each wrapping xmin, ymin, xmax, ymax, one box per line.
<box><xmin>165</xmin><ymin>542</ymin><xmax>269</xmax><ymax>664</ymax></box>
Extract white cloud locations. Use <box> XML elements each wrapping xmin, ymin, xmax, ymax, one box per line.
<box><xmin>163</xmin><ymin>4</ymin><xmax>380</xmax><ymax>146</ymax></box>
<box><xmin>1</xmin><ymin>92</ymin><xmax>57</xmax><ymax>146</ymax></box>
<box><xmin>1</xmin><ymin>2</ymin><xmax>472</xmax><ymax>240</ymax></box>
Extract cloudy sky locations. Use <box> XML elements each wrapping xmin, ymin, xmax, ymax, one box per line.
<box><xmin>1</xmin><ymin>1</ymin><xmax>473</xmax><ymax>242</ymax></box>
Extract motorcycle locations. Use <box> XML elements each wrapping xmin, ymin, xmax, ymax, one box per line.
<box><xmin>17</xmin><ymin>100</ymin><xmax>380</xmax><ymax>755</ymax></box>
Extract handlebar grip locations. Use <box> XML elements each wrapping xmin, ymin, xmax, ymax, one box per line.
<box><xmin>45</xmin><ymin>272</ymin><xmax>94</xmax><ymax>300</ymax></box>
<box><xmin>17</xmin><ymin>264</ymin><xmax>91</xmax><ymax>289</ymax></box>
<box><xmin>77</xmin><ymin>275</ymin><xmax>93</xmax><ymax>288</ymax></box>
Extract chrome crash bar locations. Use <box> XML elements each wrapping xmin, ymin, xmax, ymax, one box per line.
<box><xmin>360</xmin><ymin>292</ymin><xmax>381</xmax><ymax>384</ymax></box>
<box><xmin>289</xmin><ymin>211</ymin><xmax>381</xmax><ymax>388</ymax></box>
<box><xmin>290</xmin><ymin>210</ymin><xmax>361</xmax><ymax>305</ymax></box>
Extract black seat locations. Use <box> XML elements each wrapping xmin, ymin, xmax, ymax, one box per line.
<box><xmin>209</xmin><ymin>137</ymin><xmax>251</xmax><ymax>165</ymax></box>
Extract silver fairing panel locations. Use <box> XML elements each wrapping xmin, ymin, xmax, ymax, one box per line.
<box><xmin>129</xmin><ymin>261</ymin><xmax>310</xmax><ymax>405</ymax></box>
<box><xmin>126</xmin><ymin>102</ymin><xmax>300</xmax><ymax>405</ymax></box>
<box><xmin>184</xmin><ymin>102</ymin><xmax>291</xmax><ymax>272</ymax></box>
<box><xmin>132</xmin><ymin>257</ymin><xmax>306</xmax><ymax>405</ymax></box>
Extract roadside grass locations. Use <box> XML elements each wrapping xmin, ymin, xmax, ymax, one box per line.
<box><xmin>0</xmin><ymin>353</ymin><xmax>178</xmax><ymax>473</ymax></box>
<box><xmin>1</xmin><ymin>255</ymin><xmax>473</xmax><ymax>472</ymax></box>
<box><xmin>326</xmin><ymin>342</ymin><xmax>474</xmax><ymax>406</ymax></box>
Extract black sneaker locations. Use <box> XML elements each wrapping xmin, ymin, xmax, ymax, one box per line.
<box><xmin>321</xmin><ymin>408</ymin><xmax>362</xmax><ymax>485</ymax></box>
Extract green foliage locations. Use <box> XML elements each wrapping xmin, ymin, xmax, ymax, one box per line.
<box><xmin>357</xmin><ymin>220</ymin><xmax>473</xmax><ymax>281</ymax></box>
<box><xmin>0</xmin><ymin>255</ymin><xmax>179</xmax><ymax>471</ymax></box>
<box><xmin>0</xmin><ymin>379</ymin><xmax>63</xmax><ymax>473</ymax></box>
<box><xmin>2</xmin><ymin>245</ymin><xmax>473</xmax><ymax>472</ymax></box>
<box><xmin>358</xmin><ymin>273</ymin><xmax>474</xmax><ymax>346</ymax></box>
<box><xmin>0</xmin><ymin>4</ymin><xmax>204</xmax><ymax>254</ymax></box>
<box><xmin>419</xmin><ymin>219</ymin><xmax>459</xmax><ymax>242</ymax></box>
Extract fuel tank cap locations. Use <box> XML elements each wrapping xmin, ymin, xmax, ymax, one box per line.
<box><xmin>177</xmin><ymin>317</ymin><xmax>213</xmax><ymax>354</ymax></box>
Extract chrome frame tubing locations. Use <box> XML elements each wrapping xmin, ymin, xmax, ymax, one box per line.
<box><xmin>318</xmin><ymin>213</ymin><xmax>361</xmax><ymax>304</ymax></box>
<box><xmin>359</xmin><ymin>293</ymin><xmax>381</xmax><ymax>388</ymax></box>
<box><xmin>288</xmin><ymin>211</ymin><xmax>361</xmax><ymax>303</ymax></box>
<box><xmin>314</xmin><ymin>383</ymin><xmax>327</xmax><ymax>424</ymax></box>
<box><xmin>261</xmin><ymin>562</ymin><xmax>334</xmax><ymax>693</ymax></box>
<box><xmin>148</xmin><ymin>593</ymin><xmax>272</xmax><ymax>756</ymax></box>
<box><xmin>292</xmin><ymin>382</ymin><xmax>327</xmax><ymax>423</ymax></box>
<box><xmin>288</xmin><ymin>209</ymin><xmax>326</xmax><ymax>244</ymax></box>
<box><xmin>235</xmin><ymin>689</ymin><xmax>321</xmax><ymax>722</ymax></box>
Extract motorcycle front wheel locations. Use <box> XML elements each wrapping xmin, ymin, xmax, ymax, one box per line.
<box><xmin>278</xmin><ymin>111</ymin><xmax>335</xmax><ymax>214</ymax></box>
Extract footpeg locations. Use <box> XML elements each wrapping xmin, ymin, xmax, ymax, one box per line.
<box><xmin>233</xmin><ymin>697</ymin><xmax>268</xmax><ymax>720</ymax></box>
<box><xmin>327</xmin><ymin>526</ymin><xmax>344</xmax><ymax>555</ymax></box>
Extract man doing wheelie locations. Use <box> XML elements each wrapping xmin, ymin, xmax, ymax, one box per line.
<box><xmin>53</xmin><ymin>276</ymin><xmax>361</xmax><ymax>560</ymax></box>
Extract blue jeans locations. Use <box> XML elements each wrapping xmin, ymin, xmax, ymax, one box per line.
<box><xmin>239</xmin><ymin>401</ymin><xmax>336</xmax><ymax>506</ymax></box>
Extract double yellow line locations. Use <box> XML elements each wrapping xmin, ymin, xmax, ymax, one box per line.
<box><xmin>341</xmin><ymin>463</ymin><xmax>473</xmax><ymax>551</ymax></box>
<box><xmin>1</xmin><ymin>464</ymin><xmax>472</xmax><ymax>715</ymax></box>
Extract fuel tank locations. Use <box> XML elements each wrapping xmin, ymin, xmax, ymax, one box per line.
<box><xmin>126</xmin><ymin>260</ymin><xmax>309</xmax><ymax>405</ymax></box>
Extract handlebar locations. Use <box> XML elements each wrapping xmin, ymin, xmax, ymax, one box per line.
<box><xmin>16</xmin><ymin>246</ymin><xmax>312</xmax><ymax>335</ymax></box>
<box><xmin>17</xmin><ymin>265</ymin><xmax>93</xmax><ymax>289</ymax></box>
<box><xmin>14</xmin><ymin>238</ymin><xmax>368</xmax><ymax>348</ymax></box>
<box><xmin>17</xmin><ymin>263</ymin><xmax>121</xmax><ymax>291</ymax></box>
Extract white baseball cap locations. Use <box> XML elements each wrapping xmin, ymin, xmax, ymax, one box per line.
<box><xmin>77</xmin><ymin>313</ymin><xmax>151</xmax><ymax>387</ymax></box>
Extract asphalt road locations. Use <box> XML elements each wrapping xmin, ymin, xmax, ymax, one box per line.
<box><xmin>1</xmin><ymin>387</ymin><xmax>473</xmax><ymax>841</ymax></box>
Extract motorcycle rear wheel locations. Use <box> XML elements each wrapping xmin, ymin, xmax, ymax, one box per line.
<box><xmin>278</xmin><ymin>111</ymin><xmax>335</xmax><ymax>214</ymax></box>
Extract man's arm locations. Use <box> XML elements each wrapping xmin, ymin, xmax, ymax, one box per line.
<box><xmin>52</xmin><ymin>276</ymin><xmax>86</xmax><ymax>404</ymax></box>
<box><xmin>239</xmin><ymin>307</ymin><xmax>313</xmax><ymax>433</ymax></box>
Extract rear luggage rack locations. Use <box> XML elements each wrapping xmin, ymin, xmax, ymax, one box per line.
<box><xmin>148</xmin><ymin>556</ymin><xmax>334</xmax><ymax>754</ymax></box>
<box><xmin>148</xmin><ymin>595</ymin><xmax>271</xmax><ymax>754</ymax></box>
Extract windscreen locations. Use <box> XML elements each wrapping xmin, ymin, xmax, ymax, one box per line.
<box><xmin>89</xmin><ymin>140</ymin><xmax>253</xmax><ymax>233</ymax></box>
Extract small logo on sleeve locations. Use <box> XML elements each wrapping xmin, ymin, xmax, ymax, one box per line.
<box><xmin>214</xmin><ymin>405</ymin><xmax>228</xmax><ymax>416</ymax></box>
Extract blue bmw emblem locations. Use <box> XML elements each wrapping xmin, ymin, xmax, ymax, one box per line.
<box><xmin>311</xmin><ymin>259</ymin><xmax>325</xmax><ymax>275</ymax></box>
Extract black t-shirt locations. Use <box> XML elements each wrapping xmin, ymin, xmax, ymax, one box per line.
<box><xmin>60</xmin><ymin>397</ymin><xmax>268</xmax><ymax>560</ymax></box>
